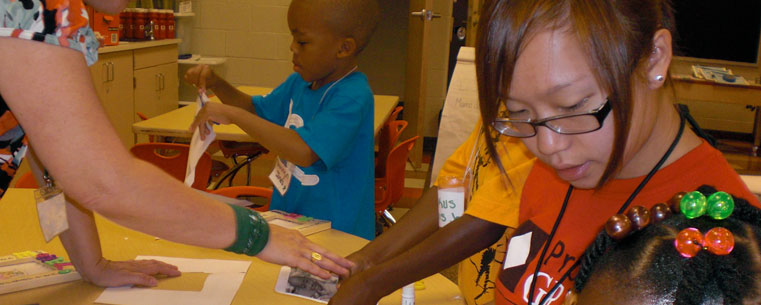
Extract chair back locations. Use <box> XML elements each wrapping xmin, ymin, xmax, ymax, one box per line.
<box><xmin>375</xmin><ymin>136</ymin><xmax>418</xmax><ymax>214</ymax></box>
<box><xmin>14</xmin><ymin>172</ymin><xmax>39</xmax><ymax>188</ymax></box>
<box><xmin>130</xmin><ymin>143</ymin><xmax>212</xmax><ymax>190</ymax></box>
<box><xmin>211</xmin><ymin>186</ymin><xmax>272</xmax><ymax>212</ymax></box>
<box><xmin>376</xmin><ymin>120</ymin><xmax>408</xmax><ymax>177</ymax></box>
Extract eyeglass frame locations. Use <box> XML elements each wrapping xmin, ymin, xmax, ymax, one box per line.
<box><xmin>491</xmin><ymin>98</ymin><xmax>612</xmax><ymax>138</ymax></box>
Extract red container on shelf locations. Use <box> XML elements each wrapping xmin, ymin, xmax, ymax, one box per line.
<box><xmin>124</xmin><ymin>8</ymin><xmax>134</xmax><ymax>39</ymax></box>
<box><xmin>148</xmin><ymin>9</ymin><xmax>161</xmax><ymax>39</ymax></box>
<box><xmin>133</xmin><ymin>8</ymin><xmax>147</xmax><ymax>39</ymax></box>
<box><xmin>158</xmin><ymin>9</ymin><xmax>169</xmax><ymax>40</ymax></box>
<box><xmin>166</xmin><ymin>10</ymin><xmax>175</xmax><ymax>39</ymax></box>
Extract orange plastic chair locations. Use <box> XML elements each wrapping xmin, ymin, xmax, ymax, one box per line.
<box><xmin>375</xmin><ymin>120</ymin><xmax>408</xmax><ymax>178</ymax></box>
<box><xmin>130</xmin><ymin>143</ymin><xmax>212</xmax><ymax>190</ymax></box>
<box><xmin>375</xmin><ymin>136</ymin><xmax>418</xmax><ymax>225</ymax></box>
<box><xmin>211</xmin><ymin>186</ymin><xmax>272</xmax><ymax>212</ymax></box>
<box><xmin>14</xmin><ymin>172</ymin><xmax>39</xmax><ymax>188</ymax></box>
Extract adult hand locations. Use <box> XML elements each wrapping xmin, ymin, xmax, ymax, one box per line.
<box><xmin>188</xmin><ymin>102</ymin><xmax>241</xmax><ymax>140</ymax></box>
<box><xmin>184</xmin><ymin>64</ymin><xmax>219</xmax><ymax>91</ymax></box>
<box><xmin>257</xmin><ymin>225</ymin><xmax>355</xmax><ymax>279</ymax></box>
<box><xmin>80</xmin><ymin>258</ymin><xmax>181</xmax><ymax>287</ymax></box>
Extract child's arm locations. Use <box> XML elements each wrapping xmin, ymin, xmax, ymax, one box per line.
<box><xmin>184</xmin><ymin>65</ymin><xmax>255</xmax><ymax>113</ymax></box>
<box><xmin>191</xmin><ymin>103</ymin><xmax>320</xmax><ymax>167</ymax></box>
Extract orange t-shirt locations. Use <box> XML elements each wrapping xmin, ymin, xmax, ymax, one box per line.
<box><xmin>494</xmin><ymin>140</ymin><xmax>760</xmax><ymax>305</ymax></box>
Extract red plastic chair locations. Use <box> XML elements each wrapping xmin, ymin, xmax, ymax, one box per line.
<box><xmin>130</xmin><ymin>143</ymin><xmax>212</xmax><ymax>190</ymax></box>
<box><xmin>14</xmin><ymin>172</ymin><xmax>39</xmax><ymax>188</ymax></box>
<box><xmin>375</xmin><ymin>136</ymin><xmax>418</xmax><ymax>225</ymax></box>
<box><xmin>375</xmin><ymin>120</ymin><xmax>408</xmax><ymax>178</ymax></box>
<box><xmin>211</xmin><ymin>186</ymin><xmax>272</xmax><ymax>212</ymax></box>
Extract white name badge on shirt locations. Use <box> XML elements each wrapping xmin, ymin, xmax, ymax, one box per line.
<box><xmin>438</xmin><ymin>187</ymin><xmax>465</xmax><ymax>227</ymax></box>
<box><xmin>269</xmin><ymin>157</ymin><xmax>295</xmax><ymax>196</ymax></box>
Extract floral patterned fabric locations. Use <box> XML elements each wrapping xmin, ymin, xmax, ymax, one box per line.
<box><xmin>0</xmin><ymin>0</ymin><xmax>99</xmax><ymax>197</ymax></box>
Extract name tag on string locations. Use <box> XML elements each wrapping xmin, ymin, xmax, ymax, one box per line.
<box><xmin>269</xmin><ymin>157</ymin><xmax>294</xmax><ymax>196</ymax></box>
<box><xmin>35</xmin><ymin>177</ymin><xmax>68</xmax><ymax>242</ymax></box>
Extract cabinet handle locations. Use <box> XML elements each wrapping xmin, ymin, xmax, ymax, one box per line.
<box><xmin>155</xmin><ymin>73</ymin><xmax>161</xmax><ymax>92</ymax></box>
<box><xmin>160</xmin><ymin>73</ymin><xmax>165</xmax><ymax>91</ymax></box>
<box><xmin>108</xmin><ymin>62</ymin><xmax>114</xmax><ymax>82</ymax></box>
<box><xmin>102</xmin><ymin>63</ymin><xmax>108</xmax><ymax>83</ymax></box>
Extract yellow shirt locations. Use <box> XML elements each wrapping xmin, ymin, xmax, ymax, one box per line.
<box><xmin>433</xmin><ymin>122</ymin><xmax>535</xmax><ymax>305</ymax></box>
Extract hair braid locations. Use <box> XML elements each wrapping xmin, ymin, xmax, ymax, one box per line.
<box><xmin>673</xmin><ymin>254</ymin><xmax>711</xmax><ymax>305</ymax></box>
<box><xmin>574</xmin><ymin>232</ymin><xmax>614</xmax><ymax>292</ymax></box>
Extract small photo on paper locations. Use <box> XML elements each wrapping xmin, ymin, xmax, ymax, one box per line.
<box><xmin>274</xmin><ymin>267</ymin><xmax>338</xmax><ymax>303</ymax></box>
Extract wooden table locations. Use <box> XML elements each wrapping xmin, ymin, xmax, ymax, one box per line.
<box><xmin>132</xmin><ymin>86</ymin><xmax>399</xmax><ymax>141</ymax></box>
<box><xmin>672</xmin><ymin>75</ymin><xmax>761</xmax><ymax>154</ymax></box>
<box><xmin>0</xmin><ymin>188</ymin><xmax>464</xmax><ymax>304</ymax></box>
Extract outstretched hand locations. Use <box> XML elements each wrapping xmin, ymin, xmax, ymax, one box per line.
<box><xmin>80</xmin><ymin>258</ymin><xmax>181</xmax><ymax>287</ymax></box>
<box><xmin>256</xmin><ymin>225</ymin><xmax>355</xmax><ymax>279</ymax></box>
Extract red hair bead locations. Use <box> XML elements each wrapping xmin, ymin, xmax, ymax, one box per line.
<box><xmin>605</xmin><ymin>214</ymin><xmax>632</xmax><ymax>240</ymax></box>
<box><xmin>650</xmin><ymin>203</ymin><xmax>673</xmax><ymax>223</ymax></box>
<box><xmin>674</xmin><ymin>228</ymin><xmax>703</xmax><ymax>258</ymax></box>
<box><xmin>704</xmin><ymin>227</ymin><xmax>735</xmax><ymax>255</ymax></box>
<box><xmin>626</xmin><ymin>206</ymin><xmax>651</xmax><ymax>230</ymax></box>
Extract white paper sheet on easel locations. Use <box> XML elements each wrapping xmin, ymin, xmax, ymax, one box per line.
<box><xmin>95</xmin><ymin>256</ymin><xmax>251</xmax><ymax>305</ymax></box>
<box><xmin>185</xmin><ymin>92</ymin><xmax>216</xmax><ymax>187</ymax></box>
<box><xmin>430</xmin><ymin>47</ymin><xmax>481</xmax><ymax>185</ymax></box>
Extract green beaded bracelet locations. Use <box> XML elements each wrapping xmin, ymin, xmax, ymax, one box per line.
<box><xmin>224</xmin><ymin>204</ymin><xmax>270</xmax><ymax>256</ymax></box>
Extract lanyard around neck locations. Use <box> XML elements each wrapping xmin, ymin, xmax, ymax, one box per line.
<box><xmin>527</xmin><ymin>110</ymin><xmax>687</xmax><ymax>305</ymax></box>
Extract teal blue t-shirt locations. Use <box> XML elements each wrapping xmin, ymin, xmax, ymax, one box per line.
<box><xmin>252</xmin><ymin>72</ymin><xmax>375</xmax><ymax>240</ymax></box>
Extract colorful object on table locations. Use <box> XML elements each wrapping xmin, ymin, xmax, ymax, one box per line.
<box><xmin>0</xmin><ymin>250</ymin><xmax>80</xmax><ymax>294</ymax></box>
<box><xmin>706</xmin><ymin>191</ymin><xmax>735</xmax><ymax>220</ymax></box>
<box><xmin>680</xmin><ymin>191</ymin><xmax>707</xmax><ymax>219</ymax></box>
<box><xmin>674</xmin><ymin>227</ymin><xmax>735</xmax><ymax>258</ymax></box>
<box><xmin>703</xmin><ymin>227</ymin><xmax>735</xmax><ymax>255</ymax></box>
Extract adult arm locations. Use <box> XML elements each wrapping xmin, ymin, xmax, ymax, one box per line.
<box><xmin>329</xmin><ymin>215</ymin><xmax>508</xmax><ymax>304</ymax></box>
<box><xmin>25</xmin><ymin>147</ymin><xmax>181</xmax><ymax>287</ymax></box>
<box><xmin>0</xmin><ymin>37</ymin><xmax>349</xmax><ymax>278</ymax></box>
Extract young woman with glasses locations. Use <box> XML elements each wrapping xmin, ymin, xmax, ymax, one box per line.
<box><xmin>329</xmin><ymin>0</ymin><xmax>761</xmax><ymax>305</ymax></box>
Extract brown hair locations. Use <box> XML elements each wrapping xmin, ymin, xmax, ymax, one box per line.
<box><xmin>476</xmin><ymin>0</ymin><xmax>676</xmax><ymax>187</ymax></box>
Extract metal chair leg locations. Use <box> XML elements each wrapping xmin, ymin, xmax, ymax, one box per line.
<box><xmin>382</xmin><ymin>209</ymin><xmax>397</xmax><ymax>225</ymax></box>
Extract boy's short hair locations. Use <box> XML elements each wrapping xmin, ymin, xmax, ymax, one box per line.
<box><xmin>319</xmin><ymin>0</ymin><xmax>381</xmax><ymax>53</ymax></box>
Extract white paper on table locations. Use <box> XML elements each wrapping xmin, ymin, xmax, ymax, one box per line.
<box><xmin>95</xmin><ymin>256</ymin><xmax>251</xmax><ymax>305</ymax></box>
<box><xmin>185</xmin><ymin>92</ymin><xmax>216</xmax><ymax>187</ymax></box>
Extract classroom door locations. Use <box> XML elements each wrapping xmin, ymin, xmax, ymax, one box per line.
<box><xmin>405</xmin><ymin>0</ymin><xmax>441</xmax><ymax>166</ymax></box>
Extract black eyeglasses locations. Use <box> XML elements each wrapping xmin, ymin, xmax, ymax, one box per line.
<box><xmin>492</xmin><ymin>98</ymin><xmax>612</xmax><ymax>138</ymax></box>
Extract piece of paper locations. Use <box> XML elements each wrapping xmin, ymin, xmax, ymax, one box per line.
<box><xmin>95</xmin><ymin>256</ymin><xmax>251</xmax><ymax>305</ymax></box>
<box><xmin>430</xmin><ymin>47</ymin><xmax>481</xmax><ymax>185</ymax></box>
<box><xmin>185</xmin><ymin>92</ymin><xmax>216</xmax><ymax>187</ymax></box>
<box><xmin>274</xmin><ymin>266</ymin><xmax>338</xmax><ymax>303</ymax></box>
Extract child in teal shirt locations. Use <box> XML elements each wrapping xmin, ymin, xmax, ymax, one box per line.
<box><xmin>185</xmin><ymin>0</ymin><xmax>380</xmax><ymax>240</ymax></box>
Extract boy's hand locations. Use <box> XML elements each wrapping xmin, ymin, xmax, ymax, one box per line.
<box><xmin>184</xmin><ymin>64</ymin><xmax>219</xmax><ymax>91</ymax></box>
<box><xmin>189</xmin><ymin>102</ymin><xmax>239</xmax><ymax>140</ymax></box>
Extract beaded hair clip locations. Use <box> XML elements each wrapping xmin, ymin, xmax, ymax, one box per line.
<box><xmin>604</xmin><ymin>190</ymin><xmax>735</xmax><ymax>258</ymax></box>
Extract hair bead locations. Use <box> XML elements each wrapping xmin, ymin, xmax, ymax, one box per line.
<box><xmin>706</xmin><ymin>191</ymin><xmax>735</xmax><ymax>220</ymax></box>
<box><xmin>626</xmin><ymin>206</ymin><xmax>652</xmax><ymax>230</ymax></box>
<box><xmin>651</xmin><ymin>203</ymin><xmax>673</xmax><ymax>223</ymax></box>
<box><xmin>681</xmin><ymin>191</ymin><xmax>707</xmax><ymax>219</ymax></box>
<box><xmin>674</xmin><ymin>228</ymin><xmax>704</xmax><ymax>258</ymax></box>
<box><xmin>605</xmin><ymin>214</ymin><xmax>633</xmax><ymax>240</ymax></box>
<box><xmin>669</xmin><ymin>191</ymin><xmax>686</xmax><ymax>214</ymax></box>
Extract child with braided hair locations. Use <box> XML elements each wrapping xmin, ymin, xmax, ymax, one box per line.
<box><xmin>567</xmin><ymin>185</ymin><xmax>761</xmax><ymax>305</ymax></box>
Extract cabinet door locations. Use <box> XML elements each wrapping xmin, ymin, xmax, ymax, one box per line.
<box><xmin>89</xmin><ymin>51</ymin><xmax>135</xmax><ymax>148</ymax></box>
<box><xmin>134</xmin><ymin>62</ymin><xmax>179</xmax><ymax>121</ymax></box>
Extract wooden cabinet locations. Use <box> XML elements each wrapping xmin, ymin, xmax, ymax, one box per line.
<box><xmin>90</xmin><ymin>40</ymin><xmax>180</xmax><ymax>148</ymax></box>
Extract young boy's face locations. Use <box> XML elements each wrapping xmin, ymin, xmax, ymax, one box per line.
<box><xmin>287</xmin><ymin>1</ymin><xmax>344</xmax><ymax>87</ymax></box>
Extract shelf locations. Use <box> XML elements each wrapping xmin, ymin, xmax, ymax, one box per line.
<box><xmin>174</xmin><ymin>12</ymin><xmax>195</xmax><ymax>17</ymax></box>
